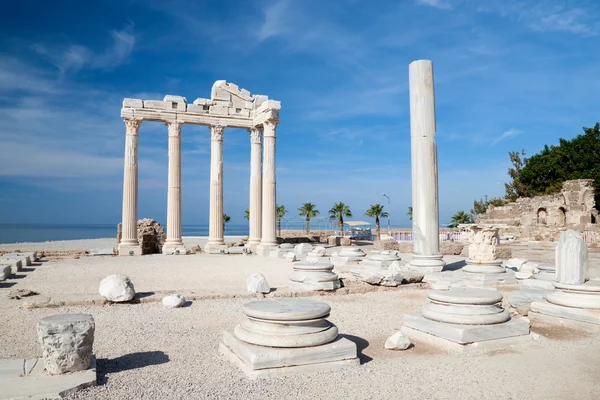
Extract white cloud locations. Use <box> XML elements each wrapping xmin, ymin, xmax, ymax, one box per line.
<box><xmin>416</xmin><ymin>0</ymin><xmax>453</xmax><ymax>10</ymax></box>
<box><xmin>32</xmin><ymin>24</ymin><xmax>135</xmax><ymax>73</ymax></box>
<box><xmin>491</xmin><ymin>128</ymin><xmax>522</xmax><ymax>145</ymax></box>
<box><xmin>258</xmin><ymin>0</ymin><xmax>292</xmax><ymax>41</ymax></box>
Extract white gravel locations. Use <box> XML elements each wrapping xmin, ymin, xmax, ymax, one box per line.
<box><xmin>1</xmin><ymin>243</ymin><xmax>600</xmax><ymax>399</ymax></box>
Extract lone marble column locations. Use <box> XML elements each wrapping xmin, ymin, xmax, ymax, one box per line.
<box><xmin>205</xmin><ymin>125</ymin><xmax>226</xmax><ymax>252</ymax></box>
<box><xmin>163</xmin><ymin>122</ymin><xmax>186</xmax><ymax>255</ymax></box>
<box><xmin>406</xmin><ymin>60</ymin><xmax>445</xmax><ymax>272</ymax></box>
<box><xmin>118</xmin><ymin>119</ymin><xmax>142</xmax><ymax>256</ymax></box>
<box><xmin>247</xmin><ymin>127</ymin><xmax>263</xmax><ymax>250</ymax></box>
<box><xmin>256</xmin><ymin>120</ymin><xmax>278</xmax><ymax>256</ymax></box>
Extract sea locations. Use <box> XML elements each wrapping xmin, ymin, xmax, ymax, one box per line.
<box><xmin>0</xmin><ymin>224</ymin><xmax>250</xmax><ymax>244</ymax></box>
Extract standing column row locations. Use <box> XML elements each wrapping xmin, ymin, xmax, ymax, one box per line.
<box><xmin>247</xmin><ymin>127</ymin><xmax>263</xmax><ymax>250</ymax></box>
<box><xmin>406</xmin><ymin>60</ymin><xmax>445</xmax><ymax>272</ymax></box>
<box><xmin>256</xmin><ymin>120</ymin><xmax>278</xmax><ymax>256</ymax></box>
<box><xmin>205</xmin><ymin>125</ymin><xmax>226</xmax><ymax>252</ymax></box>
<box><xmin>163</xmin><ymin>122</ymin><xmax>186</xmax><ymax>255</ymax></box>
<box><xmin>118</xmin><ymin>119</ymin><xmax>142</xmax><ymax>256</ymax></box>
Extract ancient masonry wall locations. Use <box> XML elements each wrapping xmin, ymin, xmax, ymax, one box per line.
<box><xmin>477</xmin><ymin>179</ymin><xmax>599</xmax><ymax>241</ymax></box>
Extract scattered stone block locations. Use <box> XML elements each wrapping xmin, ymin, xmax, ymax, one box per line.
<box><xmin>90</xmin><ymin>248</ymin><xmax>115</xmax><ymax>256</ymax></box>
<box><xmin>37</xmin><ymin>314</ymin><xmax>95</xmax><ymax>375</ymax></box>
<box><xmin>384</xmin><ymin>332</ymin><xmax>412</xmax><ymax>350</ymax></box>
<box><xmin>505</xmin><ymin>258</ymin><xmax>528</xmax><ymax>271</ymax></box>
<box><xmin>0</xmin><ymin>265</ymin><xmax>11</xmax><ymax>280</ymax></box>
<box><xmin>143</xmin><ymin>100</ymin><xmax>168</xmax><ymax>110</ymax></box>
<box><xmin>8</xmin><ymin>288</ymin><xmax>38</xmax><ymax>299</ymax></box>
<box><xmin>247</xmin><ymin>274</ymin><xmax>271</xmax><ymax>294</ymax></box>
<box><xmin>289</xmin><ymin>262</ymin><xmax>340</xmax><ymax>291</ymax></box>
<box><xmin>373</xmin><ymin>239</ymin><xmax>400</xmax><ymax>251</ymax></box>
<box><xmin>98</xmin><ymin>274</ymin><xmax>135</xmax><ymax>302</ymax></box>
<box><xmin>162</xmin><ymin>294</ymin><xmax>186</xmax><ymax>308</ymax></box>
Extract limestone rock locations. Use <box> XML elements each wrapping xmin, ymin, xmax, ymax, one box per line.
<box><xmin>8</xmin><ymin>288</ymin><xmax>38</xmax><ymax>299</ymax></box>
<box><xmin>555</xmin><ymin>230</ymin><xmax>588</xmax><ymax>285</ymax></box>
<box><xmin>384</xmin><ymin>331</ymin><xmax>411</xmax><ymax>350</ymax></box>
<box><xmin>37</xmin><ymin>314</ymin><xmax>95</xmax><ymax>375</ymax></box>
<box><xmin>294</xmin><ymin>243</ymin><xmax>313</xmax><ymax>255</ymax></box>
<box><xmin>285</xmin><ymin>252</ymin><xmax>297</xmax><ymax>261</ymax></box>
<box><xmin>98</xmin><ymin>274</ymin><xmax>135</xmax><ymax>302</ymax></box>
<box><xmin>505</xmin><ymin>258</ymin><xmax>528</xmax><ymax>271</ymax></box>
<box><xmin>116</xmin><ymin>218</ymin><xmax>165</xmax><ymax>255</ymax></box>
<box><xmin>373</xmin><ymin>239</ymin><xmax>400</xmax><ymax>251</ymax></box>
<box><xmin>246</xmin><ymin>273</ymin><xmax>271</xmax><ymax>294</ymax></box>
<box><xmin>1</xmin><ymin>265</ymin><xmax>11</xmax><ymax>280</ymax></box>
<box><xmin>313</xmin><ymin>246</ymin><xmax>327</xmax><ymax>256</ymax></box>
<box><xmin>162</xmin><ymin>294</ymin><xmax>186</xmax><ymax>308</ymax></box>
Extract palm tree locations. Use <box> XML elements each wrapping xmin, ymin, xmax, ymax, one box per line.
<box><xmin>448</xmin><ymin>210</ymin><xmax>473</xmax><ymax>228</ymax></box>
<box><xmin>276</xmin><ymin>204</ymin><xmax>287</xmax><ymax>237</ymax></box>
<box><xmin>244</xmin><ymin>209</ymin><xmax>250</xmax><ymax>221</ymax></box>
<box><xmin>329</xmin><ymin>202</ymin><xmax>352</xmax><ymax>237</ymax></box>
<box><xmin>407</xmin><ymin>206</ymin><xmax>413</xmax><ymax>221</ymax></box>
<box><xmin>223</xmin><ymin>213</ymin><xmax>231</xmax><ymax>233</ymax></box>
<box><xmin>298</xmin><ymin>203</ymin><xmax>320</xmax><ymax>235</ymax></box>
<box><xmin>365</xmin><ymin>203</ymin><xmax>389</xmax><ymax>241</ymax></box>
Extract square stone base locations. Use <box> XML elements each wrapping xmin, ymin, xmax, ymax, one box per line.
<box><xmin>402</xmin><ymin>313</ymin><xmax>530</xmax><ymax>344</ymax></box>
<box><xmin>530</xmin><ymin>300</ymin><xmax>600</xmax><ymax>326</ymax></box>
<box><xmin>522</xmin><ymin>279</ymin><xmax>555</xmax><ymax>291</ymax></box>
<box><xmin>529</xmin><ymin>311</ymin><xmax>600</xmax><ymax>333</ymax></box>
<box><xmin>288</xmin><ymin>279</ymin><xmax>341</xmax><ymax>292</ymax></box>
<box><xmin>0</xmin><ymin>356</ymin><xmax>96</xmax><ymax>399</ymax></box>
<box><xmin>424</xmin><ymin>270</ymin><xmax>517</xmax><ymax>286</ymax></box>
<box><xmin>117</xmin><ymin>244</ymin><xmax>142</xmax><ymax>256</ymax></box>
<box><xmin>204</xmin><ymin>243</ymin><xmax>227</xmax><ymax>254</ymax></box>
<box><xmin>256</xmin><ymin>244</ymin><xmax>277</xmax><ymax>257</ymax></box>
<box><xmin>162</xmin><ymin>244</ymin><xmax>186</xmax><ymax>255</ymax></box>
<box><xmin>220</xmin><ymin>331</ymin><xmax>358</xmax><ymax>378</ymax></box>
<box><xmin>401</xmin><ymin>326</ymin><xmax>536</xmax><ymax>352</ymax></box>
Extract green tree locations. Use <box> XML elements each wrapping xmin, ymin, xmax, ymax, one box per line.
<box><xmin>298</xmin><ymin>203</ymin><xmax>320</xmax><ymax>235</ymax></box>
<box><xmin>448</xmin><ymin>210</ymin><xmax>473</xmax><ymax>228</ymax></box>
<box><xmin>244</xmin><ymin>209</ymin><xmax>250</xmax><ymax>221</ymax></box>
<box><xmin>329</xmin><ymin>202</ymin><xmax>352</xmax><ymax>237</ymax></box>
<box><xmin>276</xmin><ymin>204</ymin><xmax>287</xmax><ymax>237</ymax></box>
<box><xmin>471</xmin><ymin>196</ymin><xmax>505</xmax><ymax>218</ymax></box>
<box><xmin>365</xmin><ymin>203</ymin><xmax>389</xmax><ymax>241</ymax></box>
<box><xmin>407</xmin><ymin>206</ymin><xmax>413</xmax><ymax>221</ymax></box>
<box><xmin>505</xmin><ymin>149</ymin><xmax>531</xmax><ymax>201</ymax></box>
<box><xmin>223</xmin><ymin>213</ymin><xmax>231</xmax><ymax>233</ymax></box>
<box><xmin>515</xmin><ymin>123</ymin><xmax>600</xmax><ymax>207</ymax></box>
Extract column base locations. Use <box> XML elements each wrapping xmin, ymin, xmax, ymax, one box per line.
<box><xmin>245</xmin><ymin>240</ymin><xmax>261</xmax><ymax>253</ymax></box>
<box><xmin>118</xmin><ymin>243</ymin><xmax>142</xmax><ymax>256</ymax></box>
<box><xmin>204</xmin><ymin>243</ymin><xmax>227</xmax><ymax>254</ymax></box>
<box><xmin>162</xmin><ymin>242</ymin><xmax>187</xmax><ymax>255</ymax></box>
<box><xmin>405</xmin><ymin>254</ymin><xmax>445</xmax><ymax>272</ymax></box>
<box><xmin>256</xmin><ymin>244</ymin><xmax>278</xmax><ymax>257</ymax></box>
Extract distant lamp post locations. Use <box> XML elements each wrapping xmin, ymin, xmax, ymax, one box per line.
<box><xmin>382</xmin><ymin>193</ymin><xmax>391</xmax><ymax>235</ymax></box>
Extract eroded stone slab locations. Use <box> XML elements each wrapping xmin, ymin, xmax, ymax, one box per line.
<box><xmin>0</xmin><ymin>356</ymin><xmax>96</xmax><ymax>399</ymax></box>
<box><xmin>530</xmin><ymin>300</ymin><xmax>600</xmax><ymax>325</ymax></box>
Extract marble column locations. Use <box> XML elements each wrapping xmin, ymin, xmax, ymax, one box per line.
<box><xmin>256</xmin><ymin>120</ymin><xmax>278</xmax><ymax>256</ymax></box>
<box><xmin>247</xmin><ymin>127</ymin><xmax>263</xmax><ymax>249</ymax></box>
<box><xmin>205</xmin><ymin>125</ymin><xmax>226</xmax><ymax>252</ymax></box>
<box><xmin>118</xmin><ymin>119</ymin><xmax>142</xmax><ymax>256</ymax></box>
<box><xmin>407</xmin><ymin>60</ymin><xmax>445</xmax><ymax>271</ymax></box>
<box><xmin>162</xmin><ymin>122</ymin><xmax>186</xmax><ymax>255</ymax></box>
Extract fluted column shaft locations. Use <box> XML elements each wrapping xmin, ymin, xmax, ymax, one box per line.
<box><xmin>165</xmin><ymin>122</ymin><xmax>183</xmax><ymax>246</ymax></box>
<box><xmin>260</xmin><ymin>120</ymin><xmax>277</xmax><ymax>246</ymax></box>
<box><xmin>207</xmin><ymin>125</ymin><xmax>225</xmax><ymax>246</ymax></box>
<box><xmin>120</xmin><ymin>119</ymin><xmax>141</xmax><ymax>247</ymax></box>
<box><xmin>248</xmin><ymin>127</ymin><xmax>263</xmax><ymax>246</ymax></box>
<box><xmin>408</xmin><ymin>60</ymin><xmax>444</xmax><ymax>271</ymax></box>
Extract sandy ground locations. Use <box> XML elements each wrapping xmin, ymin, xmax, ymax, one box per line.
<box><xmin>1</xmin><ymin>242</ymin><xmax>600</xmax><ymax>399</ymax></box>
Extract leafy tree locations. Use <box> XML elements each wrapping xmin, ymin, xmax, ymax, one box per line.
<box><xmin>448</xmin><ymin>210</ymin><xmax>473</xmax><ymax>228</ymax></box>
<box><xmin>516</xmin><ymin>123</ymin><xmax>600</xmax><ymax>207</ymax></box>
<box><xmin>505</xmin><ymin>149</ymin><xmax>531</xmax><ymax>201</ymax></box>
<box><xmin>329</xmin><ymin>202</ymin><xmax>352</xmax><ymax>237</ymax></box>
<box><xmin>244</xmin><ymin>209</ymin><xmax>250</xmax><ymax>221</ymax></box>
<box><xmin>223</xmin><ymin>214</ymin><xmax>231</xmax><ymax>233</ymax></box>
<box><xmin>365</xmin><ymin>204</ymin><xmax>389</xmax><ymax>241</ymax></box>
<box><xmin>407</xmin><ymin>206</ymin><xmax>413</xmax><ymax>221</ymax></box>
<box><xmin>276</xmin><ymin>204</ymin><xmax>287</xmax><ymax>237</ymax></box>
<box><xmin>298</xmin><ymin>203</ymin><xmax>320</xmax><ymax>234</ymax></box>
<box><xmin>471</xmin><ymin>196</ymin><xmax>505</xmax><ymax>218</ymax></box>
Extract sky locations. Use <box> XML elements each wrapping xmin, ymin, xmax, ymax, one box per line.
<box><xmin>0</xmin><ymin>0</ymin><xmax>599</xmax><ymax>229</ymax></box>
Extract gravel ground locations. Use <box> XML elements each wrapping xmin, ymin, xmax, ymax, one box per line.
<box><xmin>1</xmin><ymin>290</ymin><xmax>599</xmax><ymax>400</ymax></box>
<box><xmin>2</xmin><ymin>243</ymin><xmax>600</xmax><ymax>399</ymax></box>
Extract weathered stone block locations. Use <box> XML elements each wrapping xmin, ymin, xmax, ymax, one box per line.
<box><xmin>186</xmin><ymin>104</ymin><xmax>209</xmax><ymax>113</ymax></box>
<box><xmin>37</xmin><ymin>314</ymin><xmax>95</xmax><ymax>375</ymax></box>
<box><xmin>123</xmin><ymin>98</ymin><xmax>143</xmax><ymax>108</ymax></box>
<box><xmin>99</xmin><ymin>274</ymin><xmax>135</xmax><ymax>302</ymax></box>
<box><xmin>143</xmin><ymin>100</ymin><xmax>168</xmax><ymax>110</ymax></box>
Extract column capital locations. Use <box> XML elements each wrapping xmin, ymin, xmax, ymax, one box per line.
<box><xmin>249</xmin><ymin>127</ymin><xmax>262</xmax><ymax>144</ymax></box>
<box><xmin>263</xmin><ymin>119</ymin><xmax>277</xmax><ymax>137</ymax></box>
<box><xmin>124</xmin><ymin>119</ymin><xmax>141</xmax><ymax>133</ymax></box>
<box><xmin>211</xmin><ymin>125</ymin><xmax>224</xmax><ymax>142</ymax></box>
<box><xmin>167</xmin><ymin>121</ymin><xmax>182</xmax><ymax>137</ymax></box>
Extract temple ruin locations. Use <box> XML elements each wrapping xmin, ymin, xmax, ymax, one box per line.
<box><xmin>477</xmin><ymin>179</ymin><xmax>599</xmax><ymax>241</ymax></box>
<box><xmin>117</xmin><ymin>80</ymin><xmax>281</xmax><ymax>256</ymax></box>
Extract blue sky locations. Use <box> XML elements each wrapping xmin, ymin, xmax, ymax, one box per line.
<box><xmin>0</xmin><ymin>0</ymin><xmax>599</xmax><ymax>228</ymax></box>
